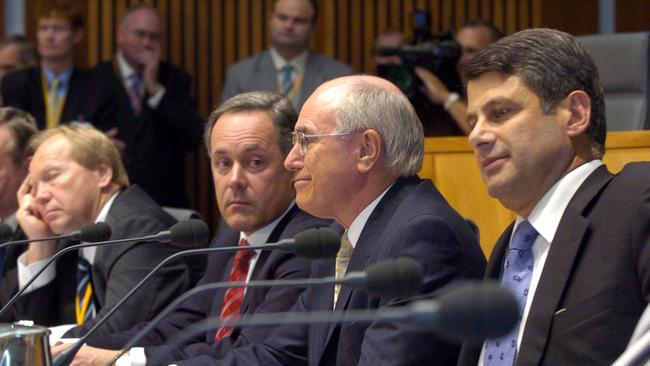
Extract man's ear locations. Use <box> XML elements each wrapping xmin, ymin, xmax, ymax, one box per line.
<box><xmin>357</xmin><ymin>129</ymin><xmax>382</xmax><ymax>174</ymax></box>
<box><xmin>94</xmin><ymin>163</ymin><xmax>114</xmax><ymax>189</ymax></box>
<box><xmin>564</xmin><ymin>90</ymin><xmax>591</xmax><ymax>138</ymax></box>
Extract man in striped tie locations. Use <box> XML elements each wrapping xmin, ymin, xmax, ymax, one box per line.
<box><xmin>8</xmin><ymin>125</ymin><xmax>201</xmax><ymax>338</ymax></box>
<box><xmin>56</xmin><ymin>91</ymin><xmax>331</xmax><ymax>365</ymax></box>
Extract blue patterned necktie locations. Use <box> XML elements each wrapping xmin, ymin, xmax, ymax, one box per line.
<box><xmin>484</xmin><ymin>220</ymin><xmax>538</xmax><ymax>366</ymax></box>
<box><xmin>75</xmin><ymin>256</ymin><xmax>95</xmax><ymax>325</ymax></box>
<box><xmin>280</xmin><ymin>65</ymin><xmax>294</xmax><ymax>96</ymax></box>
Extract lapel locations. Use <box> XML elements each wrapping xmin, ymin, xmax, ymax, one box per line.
<box><xmin>60</xmin><ymin>68</ymin><xmax>83</xmax><ymax>123</ymax></box>
<box><xmin>255</xmin><ymin>51</ymin><xmax>280</xmax><ymax>93</ymax></box>
<box><xmin>31</xmin><ymin>68</ymin><xmax>47</xmax><ymax>128</ymax></box>
<box><xmin>516</xmin><ymin>165</ymin><xmax>614</xmax><ymax>366</ymax></box>
<box><xmin>320</xmin><ymin>179</ymin><xmax>411</xmax><ymax>355</ymax></box>
<box><xmin>239</xmin><ymin>205</ymin><xmax>298</xmax><ymax>315</ymax></box>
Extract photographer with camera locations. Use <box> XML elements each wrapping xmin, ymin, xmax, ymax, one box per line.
<box><xmin>375</xmin><ymin>17</ymin><xmax>501</xmax><ymax>136</ymax></box>
<box><xmin>416</xmin><ymin>19</ymin><xmax>502</xmax><ymax>134</ymax></box>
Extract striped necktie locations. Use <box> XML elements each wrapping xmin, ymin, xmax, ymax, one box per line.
<box><xmin>75</xmin><ymin>256</ymin><xmax>95</xmax><ymax>325</ymax></box>
<box><xmin>215</xmin><ymin>238</ymin><xmax>254</xmax><ymax>341</ymax></box>
<box><xmin>333</xmin><ymin>231</ymin><xmax>353</xmax><ymax>308</ymax></box>
<box><xmin>46</xmin><ymin>77</ymin><xmax>62</xmax><ymax>129</ymax></box>
<box><xmin>484</xmin><ymin>221</ymin><xmax>538</xmax><ymax>366</ymax></box>
<box><xmin>280</xmin><ymin>65</ymin><xmax>294</xmax><ymax>96</ymax></box>
<box><xmin>129</xmin><ymin>72</ymin><xmax>143</xmax><ymax>115</ymax></box>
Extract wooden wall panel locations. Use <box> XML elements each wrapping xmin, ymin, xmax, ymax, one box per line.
<box><xmin>23</xmin><ymin>0</ymin><xmax>610</xmax><ymax>232</ymax></box>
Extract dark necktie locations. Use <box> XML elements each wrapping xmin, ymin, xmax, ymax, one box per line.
<box><xmin>75</xmin><ymin>256</ymin><xmax>95</xmax><ymax>325</ymax></box>
<box><xmin>129</xmin><ymin>72</ymin><xmax>143</xmax><ymax>115</ymax></box>
<box><xmin>214</xmin><ymin>238</ymin><xmax>254</xmax><ymax>341</ymax></box>
<box><xmin>280</xmin><ymin>65</ymin><xmax>294</xmax><ymax>96</ymax></box>
<box><xmin>483</xmin><ymin>220</ymin><xmax>538</xmax><ymax>366</ymax></box>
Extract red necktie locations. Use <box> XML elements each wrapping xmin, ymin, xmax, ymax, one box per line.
<box><xmin>214</xmin><ymin>238</ymin><xmax>254</xmax><ymax>341</ymax></box>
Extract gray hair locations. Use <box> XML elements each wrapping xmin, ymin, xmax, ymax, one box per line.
<box><xmin>204</xmin><ymin>91</ymin><xmax>297</xmax><ymax>155</ymax></box>
<box><xmin>335</xmin><ymin>81</ymin><xmax>424</xmax><ymax>177</ymax></box>
<box><xmin>464</xmin><ymin>28</ymin><xmax>606</xmax><ymax>157</ymax></box>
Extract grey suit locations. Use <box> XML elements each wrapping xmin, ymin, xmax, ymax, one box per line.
<box><xmin>221</xmin><ymin>49</ymin><xmax>353</xmax><ymax>110</ymax></box>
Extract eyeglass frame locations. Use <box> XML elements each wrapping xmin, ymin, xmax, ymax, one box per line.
<box><xmin>291</xmin><ymin>129</ymin><xmax>364</xmax><ymax>156</ymax></box>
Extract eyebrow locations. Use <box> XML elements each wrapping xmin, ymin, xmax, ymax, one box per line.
<box><xmin>466</xmin><ymin>96</ymin><xmax>514</xmax><ymax>124</ymax></box>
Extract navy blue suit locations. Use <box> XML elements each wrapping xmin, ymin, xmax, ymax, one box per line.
<box><xmin>458</xmin><ymin>163</ymin><xmax>650</xmax><ymax>366</ymax></box>
<box><xmin>86</xmin><ymin>205</ymin><xmax>331</xmax><ymax>364</ymax></box>
<box><xmin>198</xmin><ymin>176</ymin><xmax>486</xmax><ymax>366</ymax></box>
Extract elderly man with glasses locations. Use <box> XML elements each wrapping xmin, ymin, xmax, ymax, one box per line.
<box><xmin>203</xmin><ymin>75</ymin><xmax>486</xmax><ymax>366</ymax></box>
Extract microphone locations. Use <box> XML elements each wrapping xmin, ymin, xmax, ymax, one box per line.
<box><xmin>107</xmin><ymin>256</ymin><xmax>423</xmax><ymax>364</ymax></box>
<box><xmin>0</xmin><ymin>220</ymin><xmax>203</xmax><ymax>320</ymax></box>
<box><xmin>0</xmin><ymin>222</ymin><xmax>112</xmax><ymax>248</ymax></box>
<box><xmin>53</xmin><ymin>227</ymin><xmax>341</xmax><ymax>366</ymax></box>
<box><xmin>0</xmin><ymin>222</ymin><xmax>13</xmax><ymax>243</ymax></box>
<box><xmin>150</xmin><ymin>281</ymin><xmax>518</xmax><ymax>365</ymax></box>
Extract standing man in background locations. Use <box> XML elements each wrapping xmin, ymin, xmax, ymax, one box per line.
<box><xmin>88</xmin><ymin>5</ymin><xmax>203</xmax><ymax>208</ymax></box>
<box><xmin>221</xmin><ymin>0</ymin><xmax>353</xmax><ymax>111</ymax></box>
<box><xmin>1</xmin><ymin>4</ymin><xmax>113</xmax><ymax>130</ymax></box>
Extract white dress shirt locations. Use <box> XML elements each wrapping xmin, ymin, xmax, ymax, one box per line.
<box><xmin>478</xmin><ymin>159</ymin><xmax>603</xmax><ymax>364</ymax></box>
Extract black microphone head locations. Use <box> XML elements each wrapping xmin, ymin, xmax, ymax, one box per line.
<box><xmin>293</xmin><ymin>228</ymin><xmax>341</xmax><ymax>259</ymax></box>
<box><xmin>170</xmin><ymin>219</ymin><xmax>209</xmax><ymax>248</ymax></box>
<box><xmin>0</xmin><ymin>222</ymin><xmax>13</xmax><ymax>243</ymax></box>
<box><xmin>435</xmin><ymin>281</ymin><xmax>519</xmax><ymax>342</ymax></box>
<box><xmin>366</xmin><ymin>257</ymin><xmax>423</xmax><ymax>298</ymax></box>
<box><xmin>74</xmin><ymin>222</ymin><xmax>112</xmax><ymax>242</ymax></box>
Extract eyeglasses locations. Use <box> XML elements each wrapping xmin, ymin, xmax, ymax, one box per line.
<box><xmin>291</xmin><ymin>130</ymin><xmax>362</xmax><ymax>156</ymax></box>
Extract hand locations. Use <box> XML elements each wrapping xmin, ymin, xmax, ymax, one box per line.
<box><xmin>16</xmin><ymin>175</ymin><xmax>58</xmax><ymax>264</ymax></box>
<box><xmin>139</xmin><ymin>45</ymin><xmax>162</xmax><ymax>95</ymax></box>
<box><xmin>16</xmin><ymin>175</ymin><xmax>52</xmax><ymax>240</ymax></box>
<box><xmin>414</xmin><ymin>66</ymin><xmax>451</xmax><ymax>105</ymax></box>
<box><xmin>51</xmin><ymin>342</ymin><xmax>73</xmax><ymax>358</ymax></box>
<box><xmin>61</xmin><ymin>344</ymin><xmax>121</xmax><ymax>366</ymax></box>
<box><xmin>105</xmin><ymin>128</ymin><xmax>126</xmax><ymax>156</ymax></box>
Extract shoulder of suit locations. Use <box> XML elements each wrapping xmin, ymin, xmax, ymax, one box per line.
<box><xmin>307</xmin><ymin>50</ymin><xmax>354</xmax><ymax>74</ymax></box>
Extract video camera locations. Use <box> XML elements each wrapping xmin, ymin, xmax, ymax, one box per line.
<box><xmin>375</xmin><ymin>10</ymin><xmax>462</xmax><ymax>98</ymax></box>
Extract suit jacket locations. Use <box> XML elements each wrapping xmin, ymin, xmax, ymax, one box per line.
<box><xmin>0</xmin><ymin>225</ymin><xmax>26</xmax><ymax>306</ymax></box>
<box><xmin>86</xmin><ymin>60</ymin><xmax>204</xmax><ymax>207</ymax></box>
<box><xmin>211</xmin><ymin>176</ymin><xmax>486</xmax><ymax>366</ymax></box>
<box><xmin>0</xmin><ymin>66</ymin><xmax>115</xmax><ymax>130</ymax></box>
<box><xmin>85</xmin><ymin>204</ymin><xmax>331</xmax><ymax>365</ymax></box>
<box><xmin>458</xmin><ymin>163</ymin><xmax>650</xmax><ymax>366</ymax></box>
<box><xmin>0</xmin><ymin>185</ymin><xmax>204</xmax><ymax>337</ymax></box>
<box><xmin>221</xmin><ymin>49</ymin><xmax>354</xmax><ymax>111</ymax></box>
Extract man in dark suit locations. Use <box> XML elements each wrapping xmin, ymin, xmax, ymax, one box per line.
<box><xmin>0</xmin><ymin>108</ymin><xmax>38</xmax><ymax>285</ymax></box>
<box><xmin>87</xmin><ymin>5</ymin><xmax>203</xmax><ymax>207</ymax></box>
<box><xmin>1</xmin><ymin>5</ymin><xmax>113</xmax><ymax>130</ymax></box>
<box><xmin>221</xmin><ymin>0</ymin><xmax>353</xmax><ymax>111</ymax></box>
<box><xmin>457</xmin><ymin>28</ymin><xmax>650</xmax><ymax>366</ymax></box>
<box><xmin>2</xmin><ymin>125</ymin><xmax>201</xmax><ymax>337</ymax></box>
<box><xmin>193</xmin><ymin>75</ymin><xmax>486</xmax><ymax>366</ymax></box>
<box><xmin>56</xmin><ymin>92</ymin><xmax>331</xmax><ymax>365</ymax></box>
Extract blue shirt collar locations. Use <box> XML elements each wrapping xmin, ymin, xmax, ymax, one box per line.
<box><xmin>42</xmin><ymin>65</ymin><xmax>74</xmax><ymax>93</ymax></box>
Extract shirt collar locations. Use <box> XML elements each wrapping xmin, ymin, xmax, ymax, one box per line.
<box><xmin>346</xmin><ymin>183</ymin><xmax>395</xmax><ymax>249</ymax></box>
<box><xmin>516</xmin><ymin>160</ymin><xmax>603</xmax><ymax>244</ymax></box>
<box><xmin>42</xmin><ymin>65</ymin><xmax>74</xmax><ymax>91</ymax></box>
<box><xmin>240</xmin><ymin>201</ymin><xmax>295</xmax><ymax>246</ymax></box>
<box><xmin>95</xmin><ymin>191</ymin><xmax>120</xmax><ymax>224</ymax></box>
<box><xmin>116</xmin><ymin>51</ymin><xmax>139</xmax><ymax>80</ymax></box>
<box><xmin>269</xmin><ymin>47</ymin><xmax>309</xmax><ymax>75</ymax></box>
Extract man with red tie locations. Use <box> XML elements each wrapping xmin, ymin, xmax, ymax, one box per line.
<box><xmin>57</xmin><ymin>92</ymin><xmax>331</xmax><ymax>365</ymax></box>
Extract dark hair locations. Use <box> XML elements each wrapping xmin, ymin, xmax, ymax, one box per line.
<box><xmin>39</xmin><ymin>3</ymin><xmax>84</xmax><ymax>30</ymax></box>
<box><xmin>205</xmin><ymin>91</ymin><xmax>297</xmax><ymax>156</ymax></box>
<box><xmin>0</xmin><ymin>35</ymin><xmax>38</xmax><ymax>67</ymax></box>
<box><xmin>464</xmin><ymin>28</ymin><xmax>606</xmax><ymax>156</ymax></box>
<box><xmin>460</xmin><ymin>19</ymin><xmax>503</xmax><ymax>43</ymax></box>
<box><xmin>0</xmin><ymin>107</ymin><xmax>38</xmax><ymax>165</ymax></box>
